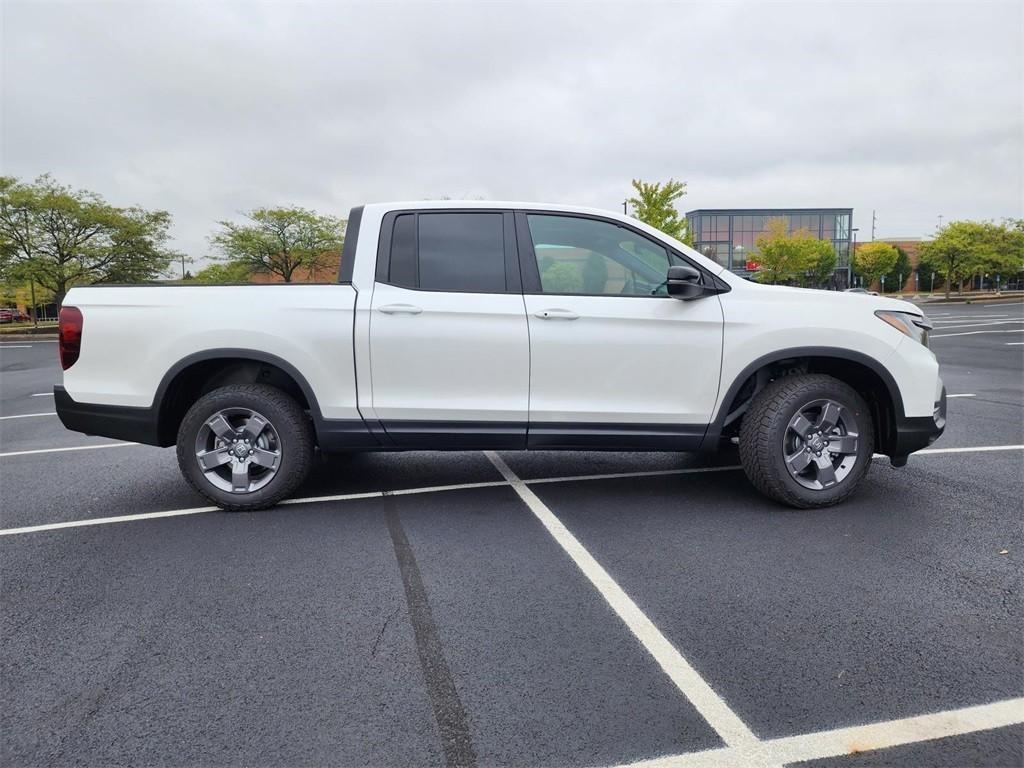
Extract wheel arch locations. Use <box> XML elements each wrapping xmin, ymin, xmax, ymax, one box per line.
<box><xmin>154</xmin><ymin>349</ymin><xmax>322</xmax><ymax>447</ymax></box>
<box><xmin>705</xmin><ymin>347</ymin><xmax>905</xmax><ymax>456</ymax></box>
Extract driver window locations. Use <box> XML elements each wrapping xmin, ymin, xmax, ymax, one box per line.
<box><xmin>526</xmin><ymin>214</ymin><xmax>673</xmax><ymax>296</ymax></box>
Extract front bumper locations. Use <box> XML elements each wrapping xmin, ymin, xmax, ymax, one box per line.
<box><xmin>889</xmin><ymin>384</ymin><xmax>946</xmax><ymax>466</ymax></box>
<box><xmin>54</xmin><ymin>385</ymin><xmax>162</xmax><ymax>445</ymax></box>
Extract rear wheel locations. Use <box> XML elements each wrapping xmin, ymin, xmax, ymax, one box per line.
<box><xmin>176</xmin><ymin>384</ymin><xmax>313</xmax><ymax>511</ymax></box>
<box><xmin>739</xmin><ymin>374</ymin><xmax>874</xmax><ymax>508</ymax></box>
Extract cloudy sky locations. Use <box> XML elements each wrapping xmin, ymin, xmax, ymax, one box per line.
<box><xmin>2</xmin><ymin>1</ymin><xmax>1021</xmax><ymax>264</ymax></box>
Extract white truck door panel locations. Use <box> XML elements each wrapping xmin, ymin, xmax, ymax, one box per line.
<box><xmin>517</xmin><ymin>212</ymin><xmax>724</xmax><ymax>442</ymax></box>
<box><xmin>524</xmin><ymin>294</ymin><xmax>723</xmax><ymax>424</ymax></box>
<box><xmin>366</xmin><ymin>210</ymin><xmax>529</xmax><ymax>445</ymax></box>
<box><xmin>369</xmin><ymin>282</ymin><xmax>529</xmax><ymax>423</ymax></box>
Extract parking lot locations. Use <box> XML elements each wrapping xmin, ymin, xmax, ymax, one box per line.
<box><xmin>1</xmin><ymin>301</ymin><xmax>1021</xmax><ymax>767</ymax></box>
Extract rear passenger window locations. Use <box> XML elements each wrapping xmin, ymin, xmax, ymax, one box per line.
<box><xmin>386</xmin><ymin>212</ymin><xmax>506</xmax><ymax>293</ymax></box>
<box><xmin>388</xmin><ymin>214</ymin><xmax>416</xmax><ymax>288</ymax></box>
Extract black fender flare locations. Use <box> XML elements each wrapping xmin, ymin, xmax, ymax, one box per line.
<box><xmin>700</xmin><ymin>346</ymin><xmax>905</xmax><ymax>449</ymax></box>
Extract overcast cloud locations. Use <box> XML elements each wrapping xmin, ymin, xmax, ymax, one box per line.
<box><xmin>2</xmin><ymin>0</ymin><xmax>1021</xmax><ymax>264</ymax></box>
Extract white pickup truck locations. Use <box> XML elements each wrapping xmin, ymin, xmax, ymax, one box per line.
<box><xmin>55</xmin><ymin>201</ymin><xmax>945</xmax><ymax>510</ymax></box>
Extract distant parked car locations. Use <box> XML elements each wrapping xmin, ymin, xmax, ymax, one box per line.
<box><xmin>0</xmin><ymin>308</ymin><xmax>29</xmax><ymax>323</ymax></box>
<box><xmin>844</xmin><ymin>288</ymin><xmax>879</xmax><ymax>296</ymax></box>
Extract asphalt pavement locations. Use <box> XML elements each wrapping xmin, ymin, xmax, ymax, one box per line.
<box><xmin>1</xmin><ymin>301</ymin><xmax>1021</xmax><ymax>767</ymax></box>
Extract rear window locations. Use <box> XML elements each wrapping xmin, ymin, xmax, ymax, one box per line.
<box><xmin>384</xmin><ymin>212</ymin><xmax>507</xmax><ymax>293</ymax></box>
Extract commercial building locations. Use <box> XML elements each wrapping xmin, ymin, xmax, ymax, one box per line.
<box><xmin>686</xmin><ymin>208</ymin><xmax>854</xmax><ymax>286</ymax></box>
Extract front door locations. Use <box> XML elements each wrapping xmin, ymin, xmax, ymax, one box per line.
<box><xmin>368</xmin><ymin>210</ymin><xmax>529</xmax><ymax>447</ymax></box>
<box><xmin>517</xmin><ymin>212</ymin><xmax>724</xmax><ymax>449</ymax></box>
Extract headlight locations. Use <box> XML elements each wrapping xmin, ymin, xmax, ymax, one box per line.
<box><xmin>875</xmin><ymin>310</ymin><xmax>932</xmax><ymax>348</ymax></box>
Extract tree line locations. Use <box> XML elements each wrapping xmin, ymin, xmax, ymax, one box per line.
<box><xmin>0</xmin><ymin>175</ymin><xmax>347</xmax><ymax>307</ymax></box>
<box><xmin>3</xmin><ymin>173</ymin><xmax>1021</xmax><ymax>309</ymax></box>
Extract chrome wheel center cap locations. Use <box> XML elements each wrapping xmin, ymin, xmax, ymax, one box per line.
<box><xmin>807</xmin><ymin>434</ymin><xmax>824</xmax><ymax>452</ymax></box>
<box><xmin>233</xmin><ymin>442</ymin><xmax>249</xmax><ymax>457</ymax></box>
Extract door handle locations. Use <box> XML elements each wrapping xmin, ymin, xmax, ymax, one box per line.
<box><xmin>378</xmin><ymin>304</ymin><xmax>423</xmax><ymax>315</ymax></box>
<box><xmin>534</xmin><ymin>308</ymin><xmax>579</xmax><ymax>320</ymax></box>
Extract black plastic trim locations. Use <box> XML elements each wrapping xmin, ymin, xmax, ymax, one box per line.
<box><xmin>891</xmin><ymin>386</ymin><xmax>946</xmax><ymax>462</ymax></box>
<box><xmin>152</xmin><ymin>348</ymin><xmax>379</xmax><ymax>450</ymax></box>
<box><xmin>54</xmin><ymin>385</ymin><xmax>160</xmax><ymax>445</ymax></box>
<box><xmin>338</xmin><ymin>205</ymin><xmax>363</xmax><ymax>284</ymax></box>
<box><xmin>382</xmin><ymin>420</ymin><xmax>527</xmax><ymax>449</ymax></box>
<box><xmin>528</xmin><ymin>422</ymin><xmax>706</xmax><ymax>451</ymax></box>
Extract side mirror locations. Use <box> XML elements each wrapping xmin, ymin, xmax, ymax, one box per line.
<box><xmin>666</xmin><ymin>265</ymin><xmax>705</xmax><ymax>300</ymax></box>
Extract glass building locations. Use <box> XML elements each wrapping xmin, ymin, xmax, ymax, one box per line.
<box><xmin>686</xmin><ymin>208</ymin><xmax>853</xmax><ymax>286</ymax></box>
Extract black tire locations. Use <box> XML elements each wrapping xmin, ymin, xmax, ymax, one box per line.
<box><xmin>176</xmin><ymin>384</ymin><xmax>314</xmax><ymax>511</ymax></box>
<box><xmin>738</xmin><ymin>374</ymin><xmax>875</xmax><ymax>509</ymax></box>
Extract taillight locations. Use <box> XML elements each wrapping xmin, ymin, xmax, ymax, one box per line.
<box><xmin>59</xmin><ymin>306</ymin><xmax>83</xmax><ymax>370</ymax></box>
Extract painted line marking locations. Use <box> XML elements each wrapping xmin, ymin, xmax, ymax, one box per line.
<box><xmin>0</xmin><ymin>345</ymin><xmax>32</xmax><ymax>349</ymax></box>
<box><xmin>913</xmin><ymin>444</ymin><xmax>1023</xmax><ymax>455</ymax></box>
<box><xmin>0</xmin><ymin>412</ymin><xmax>57</xmax><ymax>420</ymax></box>
<box><xmin>30</xmin><ymin>392</ymin><xmax>54</xmax><ymax>397</ymax></box>
<box><xmin>1</xmin><ymin>445</ymin><xmax>1021</xmax><ymax>537</ymax></box>
<box><xmin>619</xmin><ymin>697</ymin><xmax>1024</xmax><ymax>768</ymax></box>
<box><xmin>485</xmin><ymin>450</ymin><xmax>760</xmax><ymax>748</ymax></box>
<box><xmin>945</xmin><ymin>393</ymin><xmax>976</xmax><ymax>399</ymax></box>
<box><xmin>1007</xmin><ymin>342</ymin><xmax>1024</xmax><ymax>346</ymax></box>
<box><xmin>931</xmin><ymin>329</ymin><xmax>1024</xmax><ymax>339</ymax></box>
<box><xmin>0</xmin><ymin>442</ymin><xmax>139</xmax><ymax>458</ymax></box>
<box><xmin>927</xmin><ymin>320</ymin><xmax>1024</xmax><ymax>331</ymax></box>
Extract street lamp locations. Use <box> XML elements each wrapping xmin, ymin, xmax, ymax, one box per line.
<box><xmin>851</xmin><ymin>228</ymin><xmax>859</xmax><ymax>288</ymax></box>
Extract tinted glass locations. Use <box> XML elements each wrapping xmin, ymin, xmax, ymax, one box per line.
<box><xmin>417</xmin><ymin>213</ymin><xmax>505</xmax><ymax>292</ymax></box>
<box><xmin>527</xmin><ymin>215</ymin><xmax>673</xmax><ymax>296</ymax></box>
<box><xmin>389</xmin><ymin>214</ymin><xmax>416</xmax><ymax>287</ymax></box>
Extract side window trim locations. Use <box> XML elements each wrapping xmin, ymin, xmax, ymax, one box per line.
<box><xmin>516</xmin><ymin>210</ymin><xmax>707</xmax><ymax>298</ymax></box>
<box><xmin>375</xmin><ymin>209</ymin><xmax>519</xmax><ymax>294</ymax></box>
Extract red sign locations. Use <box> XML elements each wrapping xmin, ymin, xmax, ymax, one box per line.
<box><xmin>745</xmin><ymin>260</ymin><xmax>761</xmax><ymax>271</ymax></box>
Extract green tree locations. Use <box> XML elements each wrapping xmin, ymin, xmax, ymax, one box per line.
<box><xmin>918</xmin><ymin>220</ymin><xmax>1021</xmax><ymax>298</ymax></box>
<box><xmin>0</xmin><ymin>175</ymin><xmax>175</xmax><ymax>305</ymax></box>
<box><xmin>190</xmin><ymin>261</ymin><xmax>254</xmax><ymax>284</ymax></box>
<box><xmin>879</xmin><ymin>247</ymin><xmax>911</xmax><ymax>293</ymax></box>
<box><xmin>752</xmin><ymin>217</ymin><xmax>833</xmax><ymax>285</ymax></box>
<box><xmin>852</xmin><ymin>241</ymin><xmax>899</xmax><ymax>289</ymax></box>
<box><xmin>627</xmin><ymin>179</ymin><xmax>690</xmax><ymax>244</ymax></box>
<box><xmin>211</xmin><ymin>207</ymin><xmax>345</xmax><ymax>282</ymax></box>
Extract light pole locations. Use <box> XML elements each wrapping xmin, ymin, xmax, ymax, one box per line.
<box><xmin>851</xmin><ymin>228</ymin><xmax>859</xmax><ymax>289</ymax></box>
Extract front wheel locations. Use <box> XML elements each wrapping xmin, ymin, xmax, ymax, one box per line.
<box><xmin>176</xmin><ymin>384</ymin><xmax>314</xmax><ymax>511</ymax></box>
<box><xmin>738</xmin><ymin>374</ymin><xmax>875</xmax><ymax>509</ymax></box>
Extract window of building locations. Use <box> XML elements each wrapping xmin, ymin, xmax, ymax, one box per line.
<box><xmin>527</xmin><ymin>214</ymin><xmax>674</xmax><ymax>296</ymax></box>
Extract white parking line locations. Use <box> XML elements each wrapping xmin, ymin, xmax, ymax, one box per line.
<box><xmin>930</xmin><ymin>329</ymin><xmax>1024</xmax><ymax>339</ymax></box>
<box><xmin>0</xmin><ymin>442</ymin><xmax>138</xmax><ymax>458</ymax></box>
<box><xmin>1007</xmin><ymin>342</ymin><xmax>1024</xmax><ymax>346</ymax></box>
<box><xmin>0</xmin><ymin>345</ymin><xmax>32</xmax><ymax>349</ymax></box>
<box><xmin>927</xmin><ymin>320</ymin><xmax>1024</xmax><ymax>331</ymax></box>
<box><xmin>0</xmin><ymin>412</ymin><xmax>57</xmax><ymax>420</ymax></box>
<box><xmin>945</xmin><ymin>393</ymin><xmax>976</xmax><ymax>399</ymax></box>
<box><xmin>1</xmin><ymin>445</ymin><xmax>1020</xmax><ymax>537</ymax></box>
<box><xmin>619</xmin><ymin>697</ymin><xmax>1024</xmax><ymax>768</ymax></box>
<box><xmin>30</xmin><ymin>392</ymin><xmax>54</xmax><ymax>397</ymax></box>
<box><xmin>485</xmin><ymin>450</ymin><xmax>761</xmax><ymax>748</ymax></box>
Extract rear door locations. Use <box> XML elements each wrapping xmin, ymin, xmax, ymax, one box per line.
<box><xmin>517</xmin><ymin>212</ymin><xmax>724</xmax><ymax>449</ymax></box>
<box><xmin>368</xmin><ymin>210</ymin><xmax>529</xmax><ymax>447</ymax></box>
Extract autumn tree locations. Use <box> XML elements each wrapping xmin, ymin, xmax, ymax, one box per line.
<box><xmin>627</xmin><ymin>179</ymin><xmax>690</xmax><ymax>244</ymax></box>
<box><xmin>211</xmin><ymin>207</ymin><xmax>345</xmax><ymax>282</ymax></box>
<box><xmin>0</xmin><ymin>175</ymin><xmax>175</xmax><ymax>305</ymax></box>
<box><xmin>753</xmin><ymin>217</ymin><xmax>836</xmax><ymax>286</ymax></box>
<box><xmin>852</xmin><ymin>241</ymin><xmax>899</xmax><ymax>289</ymax></box>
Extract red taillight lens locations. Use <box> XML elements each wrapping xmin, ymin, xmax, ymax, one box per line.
<box><xmin>59</xmin><ymin>306</ymin><xmax>83</xmax><ymax>370</ymax></box>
